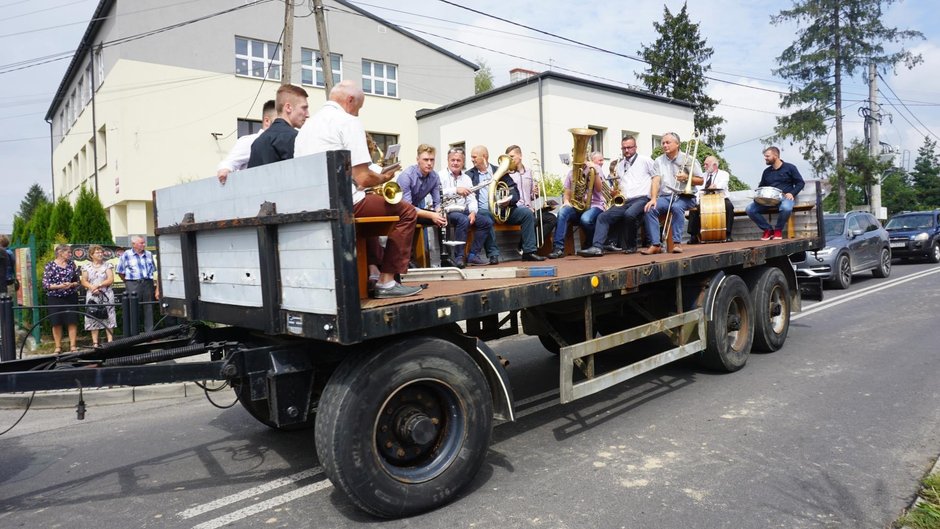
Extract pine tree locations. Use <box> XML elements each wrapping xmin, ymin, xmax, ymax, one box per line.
<box><xmin>16</xmin><ymin>183</ymin><xmax>50</xmax><ymax>224</ymax></box>
<box><xmin>910</xmin><ymin>137</ymin><xmax>940</xmax><ymax>208</ymax></box>
<box><xmin>70</xmin><ymin>186</ymin><xmax>114</xmax><ymax>244</ymax></box>
<box><xmin>26</xmin><ymin>202</ymin><xmax>53</xmax><ymax>245</ymax></box>
<box><xmin>474</xmin><ymin>59</ymin><xmax>494</xmax><ymax>94</ymax></box>
<box><xmin>11</xmin><ymin>216</ymin><xmax>26</xmax><ymax>245</ymax></box>
<box><xmin>771</xmin><ymin>0</ymin><xmax>923</xmax><ymax>213</ymax></box>
<box><xmin>47</xmin><ymin>196</ymin><xmax>74</xmax><ymax>242</ymax></box>
<box><xmin>637</xmin><ymin>4</ymin><xmax>725</xmax><ymax>149</ymax></box>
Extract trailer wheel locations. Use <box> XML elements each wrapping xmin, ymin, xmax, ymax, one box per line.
<box><xmin>315</xmin><ymin>336</ymin><xmax>493</xmax><ymax>518</ymax></box>
<box><xmin>748</xmin><ymin>267</ymin><xmax>790</xmax><ymax>352</ymax></box>
<box><xmin>231</xmin><ymin>380</ymin><xmax>316</xmax><ymax>431</ymax></box>
<box><xmin>700</xmin><ymin>275</ymin><xmax>754</xmax><ymax>372</ymax></box>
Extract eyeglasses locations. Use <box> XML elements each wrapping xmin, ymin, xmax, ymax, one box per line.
<box><xmin>447</xmin><ymin>148</ymin><xmax>464</xmax><ymax>155</ymax></box>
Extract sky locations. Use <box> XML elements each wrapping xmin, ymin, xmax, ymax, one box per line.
<box><xmin>1</xmin><ymin>0</ymin><xmax>938</xmax><ymax>233</ymax></box>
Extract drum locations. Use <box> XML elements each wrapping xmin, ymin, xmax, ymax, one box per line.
<box><xmin>754</xmin><ymin>186</ymin><xmax>784</xmax><ymax>206</ymax></box>
<box><xmin>699</xmin><ymin>192</ymin><xmax>727</xmax><ymax>243</ymax></box>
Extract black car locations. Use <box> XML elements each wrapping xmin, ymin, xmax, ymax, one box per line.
<box><xmin>884</xmin><ymin>209</ymin><xmax>940</xmax><ymax>263</ymax></box>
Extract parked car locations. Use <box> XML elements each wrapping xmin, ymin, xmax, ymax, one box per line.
<box><xmin>884</xmin><ymin>209</ymin><xmax>940</xmax><ymax>263</ymax></box>
<box><xmin>795</xmin><ymin>211</ymin><xmax>891</xmax><ymax>289</ymax></box>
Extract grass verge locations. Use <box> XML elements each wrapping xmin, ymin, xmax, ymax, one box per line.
<box><xmin>897</xmin><ymin>472</ymin><xmax>940</xmax><ymax>529</ymax></box>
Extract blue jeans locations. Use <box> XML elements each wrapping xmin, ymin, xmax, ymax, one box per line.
<box><xmin>646</xmin><ymin>195</ymin><xmax>695</xmax><ymax>246</ymax></box>
<box><xmin>553</xmin><ymin>205</ymin><xmax>602</xmax><ymax>250</ymax></box>
<box><xmin>476</xmin><ymin>210</ymin><xmax>500</xmax><ymax>258</ymax></box>
<box><xmin>592</xmin><ymin>197</ymin><xmax>647</xmax><ymax>249</ymax></box>
<box><xmin>746</xmin><ymin>199</ymin><xmax>794</xmax><ymax>231</ymax></box>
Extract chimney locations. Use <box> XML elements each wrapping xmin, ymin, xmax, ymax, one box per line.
<box><xmin>509</xmin><ymin>68</ymin><xmax>539</xmax><ymax>83</ymax></box>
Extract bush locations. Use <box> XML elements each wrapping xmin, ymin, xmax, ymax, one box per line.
<box><xmin>70</xmin><ymin>186</ymin><xmax>113</xmax><ymax>245</ymax></box>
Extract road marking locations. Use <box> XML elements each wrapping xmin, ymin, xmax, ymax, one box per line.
<box><xmin>191</xmin><ymin>480</ymin><xmax>333</xmax><ymax>529</ymax></box>
<box><xmin>794</xmin><ymin>267</ymin><xmax>940</xmax><ymax>321</ymax></box>
<box><xmin>177</xmin><ymin>467</ymin><xmax>323</xmax><ymax>519</ymax></box>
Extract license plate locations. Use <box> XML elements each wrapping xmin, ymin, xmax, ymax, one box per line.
<box><xmin>890</xmin><ymin>242</ymin><xmax>905</xmax><ymax>248</ymax></box>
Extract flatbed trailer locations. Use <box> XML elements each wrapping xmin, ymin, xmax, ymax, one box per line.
<box><xmin>0</xmin><ymin>152</ymin><xmax>824</xmax><ymax>518</ymax></box>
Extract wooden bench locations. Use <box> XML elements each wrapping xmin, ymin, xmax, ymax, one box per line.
<box><xmin>354</xmin><ymin>216</ymin><xmax>399</xmax><ymax>298</ymax></box>
<box><xmin>463</xmin><ymin>223</ymin><xmax>553</xmax><ymax>258</ymax></box>
<box><xmin>733</xmin><ymin>203</ymin><xmax>815</xmax><ymax>239</ymax></box>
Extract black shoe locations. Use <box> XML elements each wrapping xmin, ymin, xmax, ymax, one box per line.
<box><xmin>577</xmin><ymin>246</ymin><xmax>603</xmax><ymax>257</ymax></box>
<box><xmin>454</xmin><ymin>257</ymin><xmax>466</xmax><ymax>269</ymax></box>
<box><xmin>725</xmin><ymin>235</ymin><xmax>734</xmax><ymax>242</ymax></box>
<box><xmin>522</xmin><ymin>252</ymin><xmax>545</xmax><ymax>262</ymax></box>
<box><xmin>489</xmin><ymin>255</ymin><xmax>499</xmax><ymax>265</ymax></box>
<box><xmin>623</xmin><ymin>247</ymin><xmax>637</xmax><ymax>254</ymax></box>
<box><xmin>688</xmin><ymin>236</ymin><xmax>701</xmax><ymax>245</ymax></box>
<box><xmin>602</xmin><ymin>243</ymin><xmax>622</xmax><ymax>252</ymax></box>
<box><xmin>548</xmin><ymin>248</ymin><xmax>565</xmax><ymax>259</ymax></box>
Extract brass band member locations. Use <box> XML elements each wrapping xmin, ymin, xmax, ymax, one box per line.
<box><xmin>641</xmin><ymin>132</ymin><xmax>703</xmax><ymax>254</ymax></box>
<box><xmin>688</xmin><ymin>155</ymin><xmax>735</xmax><ymax>243</ymax></box>
<box><xmin>441</xmin><ymin>148</ymin><xmax>494</xmax><ymax>267</ymax></box>
<box><xmin>505</xmin><ymin>145</ymin><xmax>555</xmax><ymax>261</ymax></box>
<box><xmin>396</xmin><ymin>144</ymin><xmax>449</xmax><ymax>266</ymax></box>
<box><xmin>550</xmin><ymin>152</ymin><xmax>606</xmax><ymax>258</ymax></box>
<box><xmin>466</xmin><ymin>146</ymin><xmax>500</xmax><ymax>264</ymax></box>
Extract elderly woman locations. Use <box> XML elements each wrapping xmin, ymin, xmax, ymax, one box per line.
<box><xmin>80</xmin><ymin>244</ymin><xmax>116</xmax><ymax>347</ymax></box>
<box><xmin>42</xmin><ymin>243</ymin><xmax>80</xmax><ymax>353</ymax></box>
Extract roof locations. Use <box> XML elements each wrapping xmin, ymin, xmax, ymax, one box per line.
<box><xmin>416</xmin><ymin>70</ymin><xmax>694</xmax><ymax>120</ymax></box>
<box><xmin>45</xmin><ymin>0</ymin><xmax>478</xmax><ymax>121</ymax></box>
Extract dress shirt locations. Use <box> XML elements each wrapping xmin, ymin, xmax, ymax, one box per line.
<box><xmin>468</xmin><ymin>164</ymin><xmax>496</xmax><ymax>211</ymax></box>
<box><xmin>116</xmin><ymin>249</ymin><xmax>157</xmax><ymax>281</ymax></box>
<box><xmin>441</xmin><ymin>171</ymin><xmax>477</xmax><ymax>213</ymax></box>
<box><xmin>654</xmin><ymin>152</ymin><xmax>703</xmax><ymax>196</ymax></box>
<box><xmin>217</xmin><ymin>130</ymin><xmax>263</xmax><ymax>172</ymax></box>
<box><xmin>563</xmin><ymin>169</ymin><xmax>605</xmax><ymax>209</ymax></box>
<box><xmin>397</xmin><ymin>164</ymin><xmax>441</xmax><ymax>210</ymax></box>
<box><xmin>618</xmin><ymin>153</ymin><xmax>657</xmax><ymax>200</ymax></box>
<box><xmin>696</xmin><ymin>169</ymin><xmax>730</xmax><ymax>200</ymax></box>
<box><xmin>509</xmin><ymin>167</ymin><xmax>536</xmax><ymax>208</ymax></box>
<box><xmin>294</xmin><ymin>101</ymin><xmax>372</xmax><ymax>204</ymax></box>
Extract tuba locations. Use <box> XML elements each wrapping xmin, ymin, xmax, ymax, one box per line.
<box><xmin>488</xmin><ymin>154</ymin><xmax>516</xmax><ymax>223</ymax></box>
<box><xmin>568</xmin><ymin>128</ymin><xmax>597</xmax><ymax>211</ymax></box>
<box><xmin>368</xmin><ymin>181</ymin><xmax>403</xmax><ymax>204</ymax></box>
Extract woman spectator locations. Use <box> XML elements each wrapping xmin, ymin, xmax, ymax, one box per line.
<box><xmin>80</xmin><ymin>245</ymin><xmax>116</xmax><ymax>347</ymax></box>
<box><xmin>42</xmin><ymin>244</ymin><xmax>80</xmax><ymax>353</ymax></box>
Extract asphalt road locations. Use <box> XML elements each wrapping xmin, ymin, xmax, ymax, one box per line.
<box><xmin>1</xmin><ymin>261</ymin><xmax>938</xmax><ymax>529</ymax></box>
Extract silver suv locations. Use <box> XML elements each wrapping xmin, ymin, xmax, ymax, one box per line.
<box><xmin>795</xmin><ymin>211</ymin><xmax>891</xmax><ymax>289</ymax></box>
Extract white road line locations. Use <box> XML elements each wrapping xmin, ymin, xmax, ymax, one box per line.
<box><xmin>191</xmin><ymin>480</ymin><xmax>333</xmax><ymax>529</ymax></box>
<box><xmin>177</xmin><ymin>467</ymin><xmax>323</xmax><ymax>519</ymax></box>
<box><xmin>794</xmin><ymin>267</ymin><xmax>940</xmax><ymax>320</ymax></box>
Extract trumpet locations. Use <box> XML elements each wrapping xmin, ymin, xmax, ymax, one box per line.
<box><xmin>368</xmin><ymin>181</ymin><xmax>403</xmax><ymax>204</ymax></box>
<box><xmin>488</xmin><ymin>154</ymin><xmax>516</xmax><ymax>223</ymax></box>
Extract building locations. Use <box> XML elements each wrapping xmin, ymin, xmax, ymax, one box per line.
<box><xmin>45</xmin><ymin>0</ymin><xmax>477</xmax><ymax>244</ymax></box>
<box><xmin>416</xmin><ymin>71</ymin><xmax>695</xmax><ymax>180</ymax></box>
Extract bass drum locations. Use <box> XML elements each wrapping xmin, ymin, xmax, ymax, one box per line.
<box><xmin>699</xmin><ymin>192</ymin><xmax>727</xmax><ymax>242</ymax></box>
<box><xmin>754</xmin><ymin>186</ymin><xmax>783</xmax><ymax>206</ymax></box>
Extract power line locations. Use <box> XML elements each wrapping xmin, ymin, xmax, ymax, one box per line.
<box><xmin>0</xmin><ymin>0</ymin><xmax>92</xmax><ymax>23</ymax></box>
<box><xmin>877</xmin><ymin>73</ymin><xmax>939</xmax><ymax>141</ymax></box>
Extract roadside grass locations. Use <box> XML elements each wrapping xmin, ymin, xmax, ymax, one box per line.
<box><xmin>897</xmin><ymin>472</ymin><xmax>940</xmax><ymax>529</ymax></box>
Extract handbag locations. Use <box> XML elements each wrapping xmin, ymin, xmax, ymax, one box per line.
<box><xmin>86</xmin><ymin>298</ymin><xmax>109</xmax><ymax>320</ymax></box>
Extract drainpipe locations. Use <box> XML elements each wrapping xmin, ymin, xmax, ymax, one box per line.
<box><xmin>46</xmin><ymin>118</ymin><xmax>55</xmax><ymax>198</ymax></box>
<box><xmin>90</xmin><ymin>46</ymin><xmax>100</xmax><ymax>196</ymax></box>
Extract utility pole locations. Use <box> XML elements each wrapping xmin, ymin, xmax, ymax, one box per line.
<box><xmin>312</xmin><ymin>0</ymin><xmax>334</xmax><ymax>96</ymax></box>
<box><xmin>282</xmin><ymin>0</ymin><xmax>294</xmax><ymax>85</ymax></box>
<box><xmin>868</xmin><ymin>62</ymin><xmax>884</xmax><ymax>220</ymax></box>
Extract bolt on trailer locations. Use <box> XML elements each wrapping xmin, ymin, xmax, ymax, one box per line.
<box><xmin>0</xmin><ymin>151</ymin><xmax>824</xmax><ymax>518</ymax></box>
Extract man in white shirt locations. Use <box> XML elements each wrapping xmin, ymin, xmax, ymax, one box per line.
<box><xmin>217</xmin><ymin>100</ymin><xmax>276</xmax><ymax>184</ymax></box>
<box><xmin>441</xmin><ymin>148</ymin><xmax>493</xmax><ymax>267</ymax></box>
<box><xmin>294</xmin><ymin>80</ymin><xmax>420</xmax><ymax>299</ymax></box>
<box><xmin>687</xmin><ymin>155</ymin><xmax>735</xmax><ymax>243</ymax></box>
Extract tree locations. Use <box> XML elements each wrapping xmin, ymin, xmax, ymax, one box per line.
<box><xmin>47</xmin><ymin>196</ymin><xmax>74</xmax><ymax>242</ymax></box>
<box><xmin>822</xmin><ymin>139</ymin><xmax>892</xmax><ymax>211</ymax></box>
<box><xmin>771</xmin><ymin>0</ymin><xmax>923</xmax><ymax>213</ymax></box>
<box><xmin>652</xmin><ymin>140</ymin><xmax>749</xmax><ymax>190</ymax></box>
<box><xmin>70</xmin><ymin>186</ymin><xmax>114</xmax><ymax>244</ymax></box>
<box><xmin>16</xmin><ymin>183</ymin><xmax>50</xmax><ymax>224</ymax></box>
<box><xmin>910</xmin><ymin>137</ymin><xmax>940</xmax><ymax>208</ymax></box>
<box><xmin>637</xmin><ymin>4</ymin><xmax>725</xmax><ymax>149</ymax></box>
<box><xmin>11</xmin><ymin>216</ymin><xmax>26</xmax><ymax>245</ymax></box>
<box><xmin>26</xmin><ymin>202</ymin><xmax>53</xmax><ymax>245</ymax></box>
<box><xmin>880</xmin><ymin>169</ymin><xmax>918</xmax><ymax>216</ymax></box>
<box><xmin>474</xmin><ymin>58</ymin><xmax>494</xmax><ymax>94</ymax></box>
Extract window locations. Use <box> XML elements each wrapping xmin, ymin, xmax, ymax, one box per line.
<box><xmin>235</xmin><ymin>37</ymin><xmax>281</xmax><ymax>80</ymax></box>
<box><xmin>368</xmin><ymin>132</ymin><xmax>399</xmax><ymax>161</ymax></box>
<box><xmin>237</xmin><ymin>118</ymin><xmax>263</xmax><ymax>138</ymax></box>
<box><xmin>587</xmin><ymin>126</ymin><xmax>605</xmax><ymax>156</ymax></box>
<box><xmin>64</xmin><ymin>100</ymin><xmax>71</xmax><ymax>131</ymax></box>
<box><xmin>651</xmin><ymin>134</ymin><xmax>663</xmax><ymax>152</ymax></box>
<box><xmin>301</xmin><ymin>49</ymin><xmax>341</xmax><ymax>87</ymax></box>
<box><xmin>83</xmin><ymin>63</ymin><xmax>93</xmax><ymax>104</ymax></box>
<box><xmin>362</xmin><ymin>60</ymin><xmax>398</xmax><ymax>97</ymax></box>
<box><xmin>59</xmin><ymin>111</ymin><xmax>66</xmax><ymax>137</ymax></box>
<box><xmin>94</xmin><ymin>48</ymin><xmax>103</xmax><ymax>89</ymax></box>
<box><xmin>96</xmin><ymin>125</ymin><xmax>107</xmax><ymax>169</ymax></box>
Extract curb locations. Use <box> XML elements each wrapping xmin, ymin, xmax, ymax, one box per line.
<box><xmin>899</xmin><ymin>454</ymin><xmax>940</xmax><ymax>529</ymax></box>
<box><xmin>0</xmin><ymin>382</ymin><xmax>206</xmax><ymax>410</ymax></box>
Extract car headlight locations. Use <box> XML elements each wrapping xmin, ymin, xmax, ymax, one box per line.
<box><xmin>913</xmin><ymin>232</ymin><xmax>929</xmax><ymax>241</ymax></box>
<box><xmin>815</xmin><ymin>246</ymin><xmax>835</xmax><ymax>256</ymax></box>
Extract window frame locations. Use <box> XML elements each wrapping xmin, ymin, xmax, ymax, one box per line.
<box><xmin>301</xmin><ymin>48</ymin><xmax>342</xmax><ymax>87</ymax></box>
<box><xmin>361</xmin><ymin>59</ymin><xmax>399</xmax><ymax>98</ymax></box>
<box><xmin>235</xmin><ymin>36</ymin><xmax>282</xmax><ymax>81</ymax></box>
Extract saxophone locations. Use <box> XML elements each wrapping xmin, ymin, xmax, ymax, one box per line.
<box><xmin>568</xmin><ymin>128</ymin><xmax>597</xmax><ymax>211</ymax></box>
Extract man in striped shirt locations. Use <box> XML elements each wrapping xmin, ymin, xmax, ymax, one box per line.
<box><xmin>116</xmin><ymin>235</ymin><xmax>159</xmax><ymax>332</ymax></box>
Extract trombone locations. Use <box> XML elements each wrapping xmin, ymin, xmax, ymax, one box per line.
<box><xmin>530</xmin><ymin>152</ymin><xmax>549</xmax><ymax>248</ymax></box>
<box><xmin>661</xmin><ymin>130</ymin><xmax>700</xmax><ymax>245</ymax></box>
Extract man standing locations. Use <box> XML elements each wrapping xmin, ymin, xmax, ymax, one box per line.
<box><xmin>747</xmin><ymin>146</ymin><xmax>804</xmax><ymax>240</ymax></box>
<box><xmin>466</xmin><ymin>145</ymin><xmax>500</xmax><ymax>264</ymax></box>
<box><xmin>505</xmin><ymin>145</ymin><xmax>554</xmax><ymax>261</ymax></box>
<box><xmin>294</xmin><ymin>80</ymin><xmax>420</xmax><ymax>298</ymax></box>
<box><xmin>579</xmin><ymin>136</ymin><xmax>658</xmax><ymax>256</ymax></box>
<box><xmin>116</xmin><ymin>235</ymin><xmax>159</xmax><ymax>332</ymax></box>
<box><xmin>550</xmin><ymin>151</ymin><xmax>606</xmax><ymax>258</ymax></box>
<box><xmin>397</xmin><ymin>144</ymin><xmax>449</xmax><ymax>266</ymax></box>
<box><xmin>247</xmin><ymin>85</ymin><xmax>309</xmax><ymax>168</ymax></box>
<box><xmin>441</xmin><ymin>148</ymin><xmax>493</xmax><ymax>267</ymax></box>
<box><xmin>0</xmin><ymin>235</ymin><xmax>14</xmax><ymax>299</ymax></box>
<box><xmin>641</xmin><ymin>132</ymin><xmax>703</xmax><ymax>254</ymax></box>
<box><xmin>217</xmin><ymin>100</ymin><xmax>276</xmax><ymax>184</ymax></box>
<box><xmin>688</xmin><ymin>155</ymin><xmax>735</xmax><ymax>243</ymax></box>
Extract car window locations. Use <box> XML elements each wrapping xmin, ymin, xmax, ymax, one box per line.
<box><xmin>865</xmin><ymin>215</ymin><xmax>880</xmax><ymax>232</ymax></box>
<box><xmin>824</xmin><ymin>218</ymin><xmax>845</xmax><ymax>237</ymax></box>
<box><xmin>885</xmin><ymin>214</ymin><xmax>931</xmax><ymax>230</ymax></box>
<box><xmin>847</xmin><ymin>216</ymin><xmax>862</xmax><ymax>233</ymax></box>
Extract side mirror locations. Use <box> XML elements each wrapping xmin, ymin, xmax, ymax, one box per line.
<box><xmin>849</xmin><ymin>229</ymin><xmax>864</xmax><ymax>238</ymax></box>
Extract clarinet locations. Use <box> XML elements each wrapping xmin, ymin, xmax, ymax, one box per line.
<box><xmin>436</xmin><ymin>177</ymin><xmax>451</xmax><ymax>267</ymax></box>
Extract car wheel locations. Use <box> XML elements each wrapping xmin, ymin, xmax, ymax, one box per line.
<box><xmin>827</xmin><ymin>253</ymin><xmax>851</xmax><ymax>290</ymax></box>
<box><xmin>872</xmin><ymin>247</ymin><xmax>891</xmax><ymax>278</ymax></box>
<box><xmin>929</xmin><ymin>242</ymin><xmax>940</xmax><ymax>264</ymax></box>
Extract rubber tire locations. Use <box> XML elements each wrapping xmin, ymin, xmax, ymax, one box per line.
<box><xmin>747</xmin><ymin>267</ymin><xmax>790</xmax><ymax>353</ymax></box>
<box><xmin>315</xmin><ymin>337</ymin><xmax>493</xmax><ymax>518</ymax></box>
<box><xmin>232</xmin><ymin>379</ymin><xmax>316</xmax><ymax>431</ymax></box>
<box><xmin>700</xmin><ymin>275</ymin><xmax>754</xmax><ymax>372</ymax></box>
<box><xmin>872</xmin><ymin>247</ymin><xmax>892</xmax><ymax>278</ymax></box>
<box><xmin>827</xmin><ymin>253</ymin><xmax>852</xmax><ymax>290</ymax></box>
<box><xmin>929</xmin><ymin>242</ymin><xmax>940</xmax><ymax>264</ymax></box>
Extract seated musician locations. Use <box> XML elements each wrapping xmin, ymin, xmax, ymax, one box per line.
<box><xmin>397</xmin><ymin>144</ymin><xmax>450</xmax><ymax>266</ymax></box>
<box><xmin>505</xmin><ymin>145</ymin><xmax>555</xmax><ymax>261</ymax></box>
<box><xmin>466</xmin><ymin>146</ymin><xmax>500</xmax><ymax>264</ymax></box>
<box><xmin>641</xmin><ymin>132</ymin><xmax>704</xmax><ymax>255</ymax></box>
<box><xmin>580</xmin><ymin>136</ymin><xmax>657</xmax><ymax>256</ymax></box>
<box><xmin>550</xmin><ymin>151</ymin><xmax>606</xmax><ymax>258</ymax></box>
<box><xmin>688</xmin><ymin>155</ymin><xmax>735</xmax><ymax>243</ymax></box>
<box><xmin>440</xmin><ymin>148</ymin><xmax>493</xmax><ymax>267</ymax></box>
<box><xmin>293</xmin><ymin>80</ymin><xmax>419</xmax><ymax>299</ymax></box>
<box><xmin>747</xmin><ymin>146</ymin><xmax>805</xmax><ymax>240</ymax></box>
